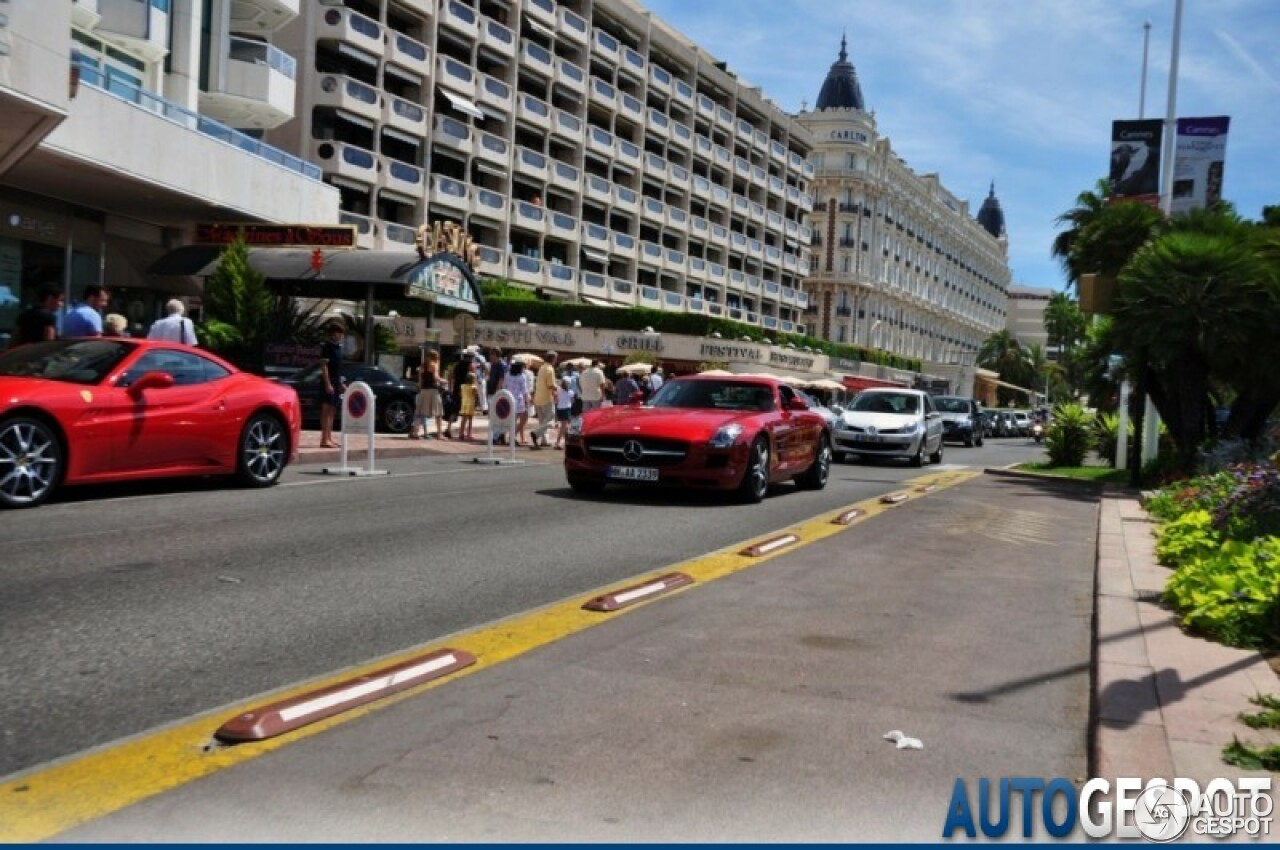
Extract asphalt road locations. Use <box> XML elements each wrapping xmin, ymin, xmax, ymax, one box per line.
<box><xmin>0</xmin><ymin>437</ymin><xmax>1044</xmax><ymax>778</ymax></box>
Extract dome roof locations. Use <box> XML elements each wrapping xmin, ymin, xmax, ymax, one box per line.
<box><xmin>976</xmin><ymin>182</ymin><xmax>1006</xmax><ymax>238</ymax></box>
<box><xmin>815</xmin><ymin>34</ymin><xmax>866</xmax><ymax>111</ymax></box>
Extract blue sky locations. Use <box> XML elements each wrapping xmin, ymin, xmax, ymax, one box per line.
<box><xmin>644</xmin><ymin>0</ymin><xmax>1280</xmax><ymax>292</ymax></box>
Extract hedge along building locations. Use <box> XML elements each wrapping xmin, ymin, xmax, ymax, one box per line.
<box><xmin>797</xmin><ymin>36</ymin><xmax>1012</xmax><ymax>397</ymax></box>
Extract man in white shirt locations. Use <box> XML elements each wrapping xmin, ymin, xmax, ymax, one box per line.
<box><xmin>147</xmin><ymin>299</ymin><xmax>198</xmax><ymax>345</ymax></box>
<box><xmin>578</xmin><ymin>361</ymin><xmax>606</xmax><ymax>411</ymax></box>
<box><xmin>649</xmin><ymin>367</ymin><xmax>664</xmax><ymax>392</ymax></box>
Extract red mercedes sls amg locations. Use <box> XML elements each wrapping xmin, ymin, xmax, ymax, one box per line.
<box><xmin>0</xmin><ymin>339</ymin><xmax>301</xmax><ymax>508</ymax></box>
<box><xmin>564</xmin><ymin>374</ymin><xmax>832</xmax><ymax>503</ymax></box>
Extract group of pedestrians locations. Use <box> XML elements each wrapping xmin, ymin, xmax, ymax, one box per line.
<box><xmin>403</xmin><ymin>346</ymin><xmax>667</xmax><ymax>450</ymax></box>
<box><xmin>8</xmin><ymin>282</ymin><xmax>196</xmax><ymax>347</ymax></box>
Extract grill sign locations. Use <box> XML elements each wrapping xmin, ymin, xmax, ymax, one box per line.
<box><xmin>195</xmin><ymin>223</ymin><xmax>357</xmax><ymax>247</ymax></box>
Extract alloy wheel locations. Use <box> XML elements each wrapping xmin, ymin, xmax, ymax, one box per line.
<box><xmin>241</xmin><ymin>415</ymin><xmax>285</xmax><ymax>485</ymax></box>
<box><xmin>0</xmin><ymin>418</ymin><xmax>61</xmax><ymax>508</ymax></box>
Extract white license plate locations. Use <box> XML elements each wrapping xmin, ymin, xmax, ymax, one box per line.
<box><xmin>861</xmin><ymin>434</ymin><xmax>883</xmax><ymax>443</ymax></box>
<box><xmin>608</xmin><ymin>465</ymin><xmax>659</xmax><ymax>482</ymax></box>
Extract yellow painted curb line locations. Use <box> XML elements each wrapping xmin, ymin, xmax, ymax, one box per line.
<box><xmin>0</xmin><ymin>468</ymin><xmax>978</xmax><ymax>841</ymax></box>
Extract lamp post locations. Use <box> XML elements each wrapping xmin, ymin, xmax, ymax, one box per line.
<box><xmin>870</xmin><ymin>319</ymin><xmax>883</xmax><ymax>350</ymax></box>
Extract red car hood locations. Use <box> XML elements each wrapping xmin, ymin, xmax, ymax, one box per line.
<box><xmin>581</xmin><ymin>405</ymin><xmax>760</xmax><ymax>442</ymax></box>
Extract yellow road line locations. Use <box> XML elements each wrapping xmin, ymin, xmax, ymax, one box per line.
<box><xmin>0</xmin><ymin>469</ymin><xmax>978</xmax><ymax>841</ymax></box>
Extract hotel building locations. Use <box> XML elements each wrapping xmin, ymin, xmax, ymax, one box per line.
<box><xmin>798</xmin><ymin>38</ymin><xmax>1011</xmax><ymax>389</ymax></box>
<box><xmin>267</xmin><ymin>0</ymin><xmax>817</xmax><ymax>335</ymax></box>
<box><xmin>0</xmin><ymin>0</ymin><xmax>337</xmax><ymax>342</ymax></box>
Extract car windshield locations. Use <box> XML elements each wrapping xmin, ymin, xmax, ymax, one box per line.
<box><xmin>0</xmin><ymin>339</ymin><xmax>132</xmax><ymax>385</ymax></box>
<box><xmin>649</xmin><ymin>379</ymin><xmax>775</xmax><ymax>411</ymax></box>
<box><xmin>934</xmin><ymin>398</ymin><xmax>971</xmax><ymax>414</ymax></box>
<box><xmin>849</xmin><ymin>392</ymin><xmax>919</xmax><ymax>414</ymax></box>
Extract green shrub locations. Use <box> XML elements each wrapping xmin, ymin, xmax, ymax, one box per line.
<box><xmin>1045</xmin><ymin>402</ymin><xmax>1092</xmax><ymax>467</ymax></box>
<box><xmin>1092</xmin><ymin>412</ymin><xmax>1136</xmax><ymax>468</ymax></box>
<box><xmin>1154</xmin><ymin>510</ymin><xmax>1222</xmax><ymax>567</ymax></box>
<box><xmin>1146</xmin><ymin>470</ymin><xmax>1246</xmax><ymax>521</ymax></box>
<box><xmin>1162</xmin><ymin>536</ymin><xmax>1280</xmax><ymax>648</ymax></box>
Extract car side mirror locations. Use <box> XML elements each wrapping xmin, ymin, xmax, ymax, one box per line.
<box><xmin>786</xmin><ymin>397</ymin><xmax>809</xmax><ymax>412</ymax></box>
<box><xmin>926</xmin><ymin>411</ymin><xmax>940</xmax><ymax>419</ymax></box>
<box><xmin>127</xmin><ymin>371</ymin><xmax>175</xmax><ymax>396</ymax></box>
<box><xmin>831</xmin><ymin>405</ymin><xmax>844</xmax><ymax>416</ymax></box>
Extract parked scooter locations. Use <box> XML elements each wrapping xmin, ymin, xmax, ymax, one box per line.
<box><xmin>1031</xmin><ymin>421</ymin><xmax>1045</xmax><ymax>443</ymax></box>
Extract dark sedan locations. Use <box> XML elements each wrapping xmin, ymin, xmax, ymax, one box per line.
<box><xmin>279</xmin><ymin>363</ymin><xmax>418</xmax><ymax>434</ymax></box>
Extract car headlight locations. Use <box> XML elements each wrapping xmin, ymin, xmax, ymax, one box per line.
<box><xmin>708</xmin><ymin>423</ymin><xmax>744</xmax><ymax>448</ymax></box>
<box><xmin>901</xmin><ymin>420</ymin><xmax>920</xmax><ymax>434</ymax></box>
<box><xmin>567</xmin><ymin>416</ymin><xmax>584</xmax><ymax>436</ymax></box>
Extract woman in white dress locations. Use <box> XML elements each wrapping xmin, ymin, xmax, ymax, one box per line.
<box><xmin>503</xmin><ymin>361</ymin><xmax>532</xmax><ymax>446</ymax></box>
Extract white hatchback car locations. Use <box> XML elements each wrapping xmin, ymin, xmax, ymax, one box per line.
<box><xmin>832</xmin><ymin>388</ymin><xmax>945</xmax><ymax>466</ymax></box>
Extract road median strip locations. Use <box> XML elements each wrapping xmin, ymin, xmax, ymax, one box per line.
<box><xmin>0</xmin><ymin>467</ymin><xmax>978</xmax><ymax>842</ymax></box>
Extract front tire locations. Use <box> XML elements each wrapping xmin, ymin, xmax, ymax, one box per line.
<box><xmin>929</xmin><ymin>438</ymin><xmax>944</xmax><ymax>465</ymax></box>
<box><xmin>796</xmin><ymin>435</ymin><xmax>831</xmax><ymax>491</ymax></box>
<box><xmin>237</xmin><ymin>413</ymin><xmax>288</xmax><ymax>488</ymax></box>
<box><xmin>0</xmin><ymin>416</ymin><xmax>63</xmax><ymax>508</ymax></box>
<box><xmin>909</xmin><ymin>439</ymin><xmax>925</xmax><ymax>468</ymax></box>
<box><xmin>738</xmin><ymin>437</ymin><xmax>771</xmax><ymax>503</ymax></box>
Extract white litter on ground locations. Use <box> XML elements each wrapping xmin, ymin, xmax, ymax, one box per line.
<box><xmin>882</xmin><ymin>729</ymin><xmax>924</xmax><ymax>750</ymax></box>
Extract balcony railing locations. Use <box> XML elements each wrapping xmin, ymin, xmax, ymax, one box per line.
<box><xmin>228</xmin><ymin>36</ymin><xmax>296</xmax><ymax>78</ymax></box>
<box><xmin>76</xmin><ymin>61</ymin><xmax>319</xmax><ymax>179</ymax></box>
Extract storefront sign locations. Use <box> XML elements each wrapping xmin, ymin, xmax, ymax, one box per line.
<box><xmin>405</xmin><ymin>252</ymin><xmax>481</xmax><ymax>312</ymax></box>
<box><xmin>472</xmin><ymin>324</ymin><xmax>577</xmax><ymax>348</ymax></box>
<box><xmin>698</xmin><ymin>342</ymin><xmax>762</xmax><ymax>361</ymax></box>
<box><xmin>614</xmin><ymin>334</ymin><xmax>664</xmax><ymax>352</ymax></box>
<box><xmin>264</xmin><ymin>341</ymin><xmax>321</xmax><ymax>371</ymax></box>
<box><xmin>769</xmin><ymin>351</ymin><xmax>816</xmax><ymax>370</ymax></box>
<box><xmin>194</xmin><ymin>223</ymin><xmax>357</xmax><ymax>248</ymax></box>
<box><xmin>829</xmin><ymin>129</ymin><xmax>869</xmax><ymax>144</ymax></box>
<box><xmin>832</xmin><ymin>356</ymin><xmax>862</xmax><ymax>371</ymax></box>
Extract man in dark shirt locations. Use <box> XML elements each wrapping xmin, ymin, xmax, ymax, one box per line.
<box><xmin>319</xmin><ymin>324</ymin><xmax>346</xmax><ymax>449</ymax></box>
<box><xmin>12</xmin><ymin>284</ymin><xmax>64</xmax><ymax>347</ymax></box>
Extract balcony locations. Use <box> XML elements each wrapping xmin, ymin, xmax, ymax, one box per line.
<box><xmin>736</xmin><ymin>118</ymin><xmax>753</xmax><ymax>141</ymax></box>
<box><xmin>581</xmin><ymin>222</ymin><xmax>610</xmax><ymax>251</ymax></box>
<box><xmin>688</xmin><ymin>256</ymin><xmax>708</xmax><ymax>281</ymax></box>
<box><xmin>690</xmin><ymin>216</ymin><xmax>709</xmax><ymax>238</ymax></box>
<box><xmin>716</xmin><ymin>105</ymin><xmax>734</xmax><ymax>133</ymax></box>
<box><xmin>669</xmin><ymin>164</ymin><xmax>689</xmax><ymax>188</ymax></box>
<box><xmin>666</xmin><ymin>207</ymin><xmax>688</xmax><ymax>229</ymax></box>
<box><xmin>387</xmin><ymin>31</ymin><xmax>430</xmax><ymax>76</ymax></box>
<box><xmin>514</xmin><ymin>146</ymin><xmax>550</xmax><ymax>181</ymax></box>
<box><xmin>73</xmin><ymin>0</ymin><xmax>103</xmax><ymax>29</ymax></box>
<box><xmin>649</xmin><ymin>63</ymin><xmax>672</xmax><ymax>95</ymax></box>
<box><xmin>641</xmin><ymin>197</ymin><xmax>665</xmax><ymax>225</ymax></box>
<box><xmin>639</xmin><ymin>240</ymin><xmax>663</xmax><ymax>269</ymax></box>
<box><xmin>753</xmin><ymin>128</ymin><xmax>769</xmax><ymax>153</ymax></box>
<box><xmin>520</xmin><ymin>39</ymin><xmax>555</xmax><ymax>78</ymax></box>
<box><xmin>709</xmin><ymin>185</ymin><xmax>730</xmax><ymax>210</ymax></box>
<box><xmin>437</xmin><ymin>55</ymin><xmax>476</xmax><ymax>96</ymax></box>
<box><xmin>383</xmin><ymin>94</ymin><xmax>427</xmax><ymax>138</ymax></box>
<box><xmin>672</xmin><ymin>79</ymin><xmax>694</xmax><ymax>107</ymax></box>
<box><xmin>555</xmin><ymin>58</ymin><xmax>586</xmax><ymax>97</ymax></box>
<box><xmin>341</xmin><ymin>211</ymin><xmax>377</xmax><ymax>250</ymax></box>
<box><xmin>618</xmin><ymin>93</ymin><xmax>644</xmax><ymax>123</ymax></box>
<box><xmin>729</xmin><ymin>270</ymin><xmax>747</xmax><ymax>291</ymax></box>
<box><xmin>749</xmin><ymin>202</ymin><xmax>766</xmax><ymax>224</ymax></box>
<box><xmin>662</xmin><ymin>291</ymin><xmax>686</xmax><ymax>312</ymax></box>
<box><xmin>511</xmin><ymin>201</ymin><xmax>547</xmax><ymax>234</ymax></box>
<box><xmin>765</xmin><ymin>246</ymin><xmax>783</xmax><ymax>265</ymax></box>
<box><xmin>769</xmin><ymin>175</ymin><xmax>786</xmax><ymax>198</ymax></box>
<box><xmin>620</xmin><ymin>47</ymin><xmax>646</xmax><ymax>81</ymax></box>
<box><xmin>510</xmin><ymin>254</ymin><xmax>545</xmax><ymax>287</ymax></box>
<box><xmin>430</xmin><ymin>174</ymin><xmax>469</xmax><ymax>212</ymax></box>
<box><xmin>770</xmin><ymin>139</ymin><xmax>786</xmax><ymax>164</ymax></box>
<box><xmin>558</xmin><ymin>8</ymin><xmax>589</xmax><ymax>46</ymax></box>
<box><xmin>440</xmin><ymin>0</ymin><xmax>479</xmax><ymax>39</ymax></box>
<box><xmin>751</xmin><ymin>165</ymin><xmax>768</xmax><ymax>189</ymax></box>
<box><xmin>471</xmin><ymin>187</ymin><xmax>505</xmax><ymax>220</ymax></box>
<box><xmin>766</xmin><ymin>211</ymin><xmax>784</xmax><ymax>232</ymax></box>
<box><xmin>693</xmin><ymin>134</ymin><xmax>713</xmax><ymax>164</ymax></box>
<box><xmin>732</xmin><ymin>193</ymin><xmax>750</xmax><ymax>216</ymax></box>
<box><xmin>383</xmin><ymin>221</ymin><xmax>418</xmax><ymax>249</ymax></box>
<box><xmin>584</xmin><ymin>175</ymin><xmax>611</xmax><ymax>205</ymax></box>
<box><xmin>552</xmin><ymin>160</ymin><xmax>581</xmax><ymax>194</ymax></box>
<box><xmin>591</xmin><ymin>28</ymin><xmax>620</xmax><ymax>62</ymax></box>
<box><xmin>524</xmin><ymin>0</ymin><xmax>558</xmax><ymax>28</ymax></box>
<box><xmin>670</xmin><ymin>121</ymin><xmax>692</xmax><ymax>150</ymax></box>
<box><xmin>312</xmin><ymin>140</ymin><xmax>376</xmax><ymax>186</ymax></box>
<box><xmin>616</xmin><ymin>138</ymin><xmax>641</xmax><ymax>168</ymax></box>
<box><xmin>644</xmin><ymin>152</ymin><xmax>668</xmax><ymax>182</ymax></box>
<box><xmin>384</xmin><ymin>158</ymin><xmax>425</xmax><ymax>198</ymax></box>
<box><xmin>200</xmin><ymin>36</ymin><xmax>297</xmax><ymax>130</ymax></box>
<box><xmin>613</xmin><ymin>185</ymin><xmax>639</xmax><ymax>213</ymax></box>
<box><xmin>318</xmin><ymin>6</ymin><xmax>384</xmax><ymax>59</ymax></box>
<box><xmin>611</xmin><ymin>279</ymin><xmax>637</xmax><ymax>306</ymax></box>
<box><xmin>552</xmin><ymin>109</ymin><xmax>583</xmax><ymax>144</ymax></box>
<box><xmin>582</xmin><ymin>271</ymin><xmax>608</xmax><ymax>295</ymax></box>
<box><xmin>664</xmin><ymin>248</ymin><xmax>685</xmax><ymax>272</ymax></box>
<box><xmin>475</xmin><ymin>130</ymin><xmax>507</xmax><ymax>166</ymax></box>
<box><xmin>696</xmin><ymin>93</ymin><xmax>715</xmax><ymax>122</ymax></box>
<box><xmin>781</xmin><ymin>286</ymin><xmax>797</xmax><ymax>305</ymax></box>
<box><xmin>313</xmin><ymin>73</ymin><xmax>381</xmax><ymax>124</ymax></box>
<box><xmin>586</xmin><ymin>125</ymin><xmax>613</xmax><ymax>159</ymax></box>
<box><xmin>431</xmin><ymin>113</ymin><xmax>472</xmax><ymax>155</ymax></box>
<box><xmin>481</xmin><ymin>17</ymin><xmax>515</xmax><ymax>58</ymax></box>
<box><xmin>545</xmin><ymin>262</ymin><xmax>575</xmax><ymax>294</ymax></box>
<box><xmin>548</xmin><ymin>211</ymin><xmax>577</xmax><ymax>238</ymax></box>
<box><xmin>516</xmin><ymin>92</ymin><xmax>551</xmax><ymax>130</ymax></box>
<box><xmin>470</xmin><ymin>245</ymin><xmax>502</xmax><ymax>277</ymax></box>
<box><xmin>646</xmin><ymin>108</ymin><xmax>670</xmax><ymax>140</ymax></box>
<box><xmin>709</xmin><ymin>262</ymin><xmax>727</xmax><ymax>283</ymax></box>
<box><xmin>691</xmin><ymin>176</ymin><xmax>711</xmax><ymax>201</ymax></box>
<box><xmin>713</xmin><ymin>144</ymin><xmax>732</xmax><ymax>168</ymax></box>
<box><xmin>637</xmin><ymin>286</ymin><xmax>662</xmax><ymax>309</ymax></box>
<box><xmin>588</xmin><ymin>77</ymin><xmax>616</xmax><ymax>111</ymax></box>
<box><xmin>611</xmin><ymin>230</ymin><xmax>637</xmax><ymax>257</ymax></box>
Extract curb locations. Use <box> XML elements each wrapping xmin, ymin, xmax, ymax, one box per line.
<box><xmin>981</xmin><ymin>467</ymin><xmax>1105</xmax><ymax>488</ymax></box>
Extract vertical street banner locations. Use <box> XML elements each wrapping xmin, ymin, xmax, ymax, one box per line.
<box><xmin>1171</xmin><ymin>116</ymin><xmax>1230</xmax><ymax>215</ymax></box>
<box><xmin>1109</xmin><ymin>119</ymin><xmax>1163</xmax><ymax>205</ymax></box>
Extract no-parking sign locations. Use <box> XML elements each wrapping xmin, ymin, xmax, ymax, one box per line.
<box><xmin>344</xmin><ymin>381</ymin><xmax>374</xmax><ymax>430</ymax></box>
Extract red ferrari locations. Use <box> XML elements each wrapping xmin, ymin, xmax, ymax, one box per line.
<box><xmin>0</xmin><ymin>338</ymin><xmax>301</xmax><ymax>508</ymax></box>
<box><xmin>564</xmin><ymin>374</ymin><xmax>832</xmax><ymax>502</ymax></box>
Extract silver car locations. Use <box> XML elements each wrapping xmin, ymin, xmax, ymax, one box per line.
<box><xmin>832</xmin><ymin>388</ymin><xmax>945</xmax><ymax>466</ymax></box>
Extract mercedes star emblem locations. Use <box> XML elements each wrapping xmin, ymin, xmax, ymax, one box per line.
<box><xmin>622</xmin><ymin>440</ymin><xmax>645</xmax><ymax>462</ymax></box>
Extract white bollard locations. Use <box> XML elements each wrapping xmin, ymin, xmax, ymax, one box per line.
<box><xmin>323</xmin><ymin>381</ymin><xmax>389</xmax><ymax>476</ymax></box>
<box><xmin>474</xmin><ymin>389</ymin><xmax>524</xmax><ymax>466</ymax></box>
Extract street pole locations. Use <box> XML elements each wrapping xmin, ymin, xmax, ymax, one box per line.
<box><xmin>1119</xmin><ymin>19</ymin><xmax>1151</xmax><ymax>470</ymax></box>
<box><xmin>1141</xmin><ymin>0</ymin><xmax>1184</xmax><ymax>468</ymax></box>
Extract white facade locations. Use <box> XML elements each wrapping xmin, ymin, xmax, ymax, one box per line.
<box><xmin>1006</xmin><ymin>285</ymin><xmax>1050</xmax><ymax>352</ymax></box>
<box><xmin>0</xmin><ymin>0</ymin><xmax>337</xmax><ymax>342</ymax></box>
<box><xmin>268</xmin><ymin>0</ymin><xmax>816</xmax><ymax>335</ymax></box>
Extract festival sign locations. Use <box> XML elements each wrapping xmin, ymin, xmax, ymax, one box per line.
<box><xmin>1109</xmin><ymin>119</ymin><xmax>1163</xmax><ymax>205</ymax></box>
<box><xmin>1170</xmin><ymin>116</ymin><xmax>1230</xmax><ymax>215</ymax></box>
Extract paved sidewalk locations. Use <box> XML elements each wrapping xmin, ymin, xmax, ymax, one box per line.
<box><xmin>296</xmin><ymin>417</ymin><xmax>547</xmax><ymax>465</ymax></box>
<box><xmin>1094</xmin><ymin>490</ymin><xmax>1279</xmax><ymax>786</ymax></box>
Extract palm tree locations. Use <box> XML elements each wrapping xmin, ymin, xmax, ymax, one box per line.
<box><xmin>1113</xmin><ymin>231</ymin><xmax>1271</xmax><ymax>466</ymax></box>
<box><xmin>1043</xmin><ymin>292</ymin><xmax>1085</xmax><ymax>350</ymax></box>
<box><xmin>978</xmin><ymin>330</ymin><xmax>1033</xmax><ymax>406</ymax></box>
<box><xmin>1051</xmin><ymin>179</ymin><xmax>1110</xmax><ymax>288</ymax></box>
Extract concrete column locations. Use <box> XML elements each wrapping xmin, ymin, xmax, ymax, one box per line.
<box><xmin>164</xmin><ymin>0</ymin><xmax>206</xmax><ymax>109</ymax></box>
